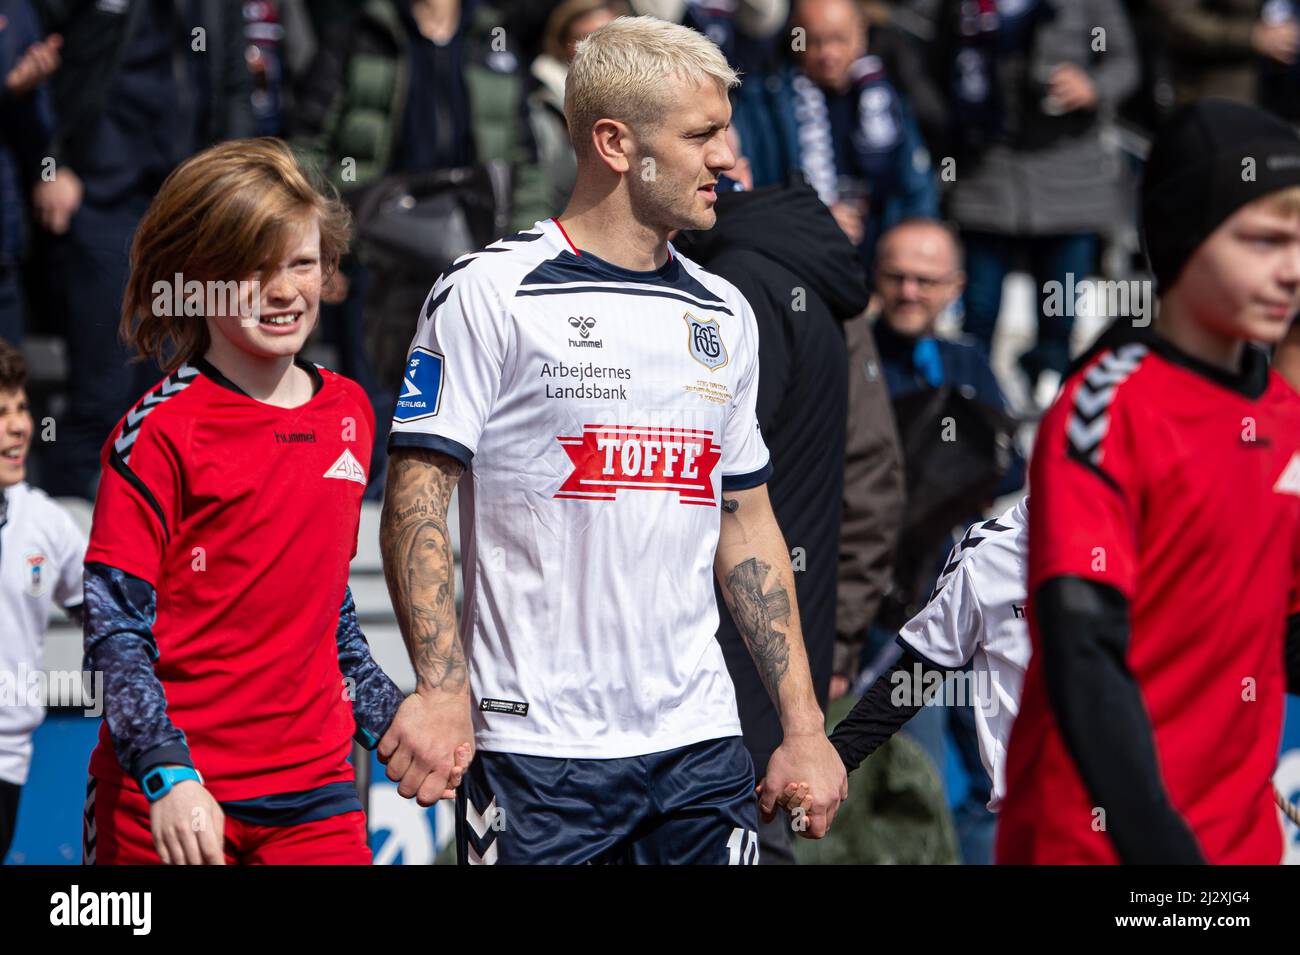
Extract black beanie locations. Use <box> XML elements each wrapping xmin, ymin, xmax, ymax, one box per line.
<box><xmin>1141</xmin><ymin>99</ymin><xmax>1300</xmax><ymax>292</ymax></box>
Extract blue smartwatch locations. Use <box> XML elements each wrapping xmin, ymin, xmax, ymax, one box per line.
<box><xmin>141</xmin><ymin>765</ymin><xmax>204</xmax><ymax>802</ymax></box>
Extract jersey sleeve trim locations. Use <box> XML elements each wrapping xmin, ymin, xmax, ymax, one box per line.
<box><xmin>893</xmin><ymin>632</ymin><xmax>954</xmax><ymax>672</ymax></box>
<box><xmin>1063</xmin><ymin>342</ymin><xmax>1148</xmax><ymax>491</ymax></box>
<box><xmin>387</xmin><ymin>430</ymin><xmax>473</xmax><ymax>468</ymax></box>
<box><xmin>721</xmin><ymin>458</ymin><xmax>773</xmax><ymax>491</ymax></box>
<box><xmin>108</xmin><ymin>448</ymin><xmax>170</xmax><ymax>542</ymax></box>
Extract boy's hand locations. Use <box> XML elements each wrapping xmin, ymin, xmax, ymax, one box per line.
<box><xmin>760</xmin><ymin>732</ymin><xmax>848</xmax><ymax>838</ymax></box>
<box><xmin>755</xmin><ymin>781</ymin><xmax>813</xmax><ymax>824</ymax></box>
<box><xmin>149</xmin><ymin>777</ymin><xmax>226</xmax><ymax>865</ymax></box>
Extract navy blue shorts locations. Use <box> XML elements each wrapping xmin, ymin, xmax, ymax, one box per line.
<box><xmin>455</xmin><ymin>736</ymin><xmax>760</xmax><ymax>864</ymax></box>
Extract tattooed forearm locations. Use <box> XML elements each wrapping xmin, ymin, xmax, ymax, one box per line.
<box><xmin>722</xmin><ymin>557</ymin><xmax>792</xmax><ymax>715</ymax></box>
<box><xmin>380</xmin><ymin>449</ymin><xmax>468</xmax><ymax>694</ymax></box>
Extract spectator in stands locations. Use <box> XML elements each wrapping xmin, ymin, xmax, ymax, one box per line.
<box><xmin>32</xmin><ymin>0</ymin><xmax>252</xmax><ymax>500</ymax></box>
<box><xmin>871</xmin><ymin>219</ymin><xmax>1022</xmax><ymax>501</ymax></box>
<box><xmin>856</xmin><ymin>0</ymin><xmax>951</xmax><ymax>160</ymax></box>
<box><xmin>632</xmin><ymin>0</ymin><xmax>789</xmax><ymax>70</ymax></box>
<box><xmin>1154</xmin><ymin>0</ymin><xmax>1298</xmax><ymax>107</ymax></box>
<box><xmin>931</xmin><ymin>0</ymin><xmax>1138</xmax><ymax>411</ymax></box>
<box><xmin>243</xmin><ymin>0</ymin><xmax>318</xmax><ymax>138</ymax></box>
<box><xmin>0</xmin><ymin>339</ymin><xmax>85</xmax><ymax>863</ymax></box>
<box><xmin>733</xmin><ymin>0</ymin><xmax>940</xmax><ymax>279</ymax></box>
<box><xmin>1257</xmin><ymin>0</ymin><xmax>1300</xmax><ymax>121</ymax></box>
<box><xmin>869</xmin><ymin>217</ymin><xmax>1023</xmax><ymax>864</ymax></box>
<box><xmin>0</xmin><ymin>1</ymin><xmax>58</xmax><ymax>345</ymax></box>
<box><xmin>674</xmin><ymin>129</ymin><xmax>882</xmax><ymax>864</ymax></box>
<box><xmin>293</xmin><ymin>0</ymin><xmax>547</xmax><ymax>230</ymax></box>
<box><xmin>528</xmin><ymin>0</ymin><xmax>629</xmax><ymax>216</ymax></box>
<box><xmin>292</xmin><ymin>0</ymin><xmax>550</xmax><ymax>496</ymax></box>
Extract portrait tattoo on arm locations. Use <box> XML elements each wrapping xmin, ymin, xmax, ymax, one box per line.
<box><xmin>724</xmin><ymin>557</ymin><xmax>792</xmax><ymax>715</ymax></box>
<box><xmin>380</xmin><ymin>451</ymin><xmax>467</xmax><ymax>694</ymax></box>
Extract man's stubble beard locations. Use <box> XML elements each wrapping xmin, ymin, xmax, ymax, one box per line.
<box><xmin>628</xmin><ymin>164</ymin><xmax>716</xmax><ymax>235</ymax></box>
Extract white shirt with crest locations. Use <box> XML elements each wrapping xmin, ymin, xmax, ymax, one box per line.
<box><xmin>0</xmin><ymin>482</ymin><xmax>86</xmax><ymax>785</ymax></box>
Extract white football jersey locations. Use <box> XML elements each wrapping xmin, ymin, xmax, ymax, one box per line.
<box><xmin>898</xmin><ymin>496</ymin><xmax>1030</xmax><ymax>810</ymax></box>
<box><xmin>389</xmin><ymin>219</ymin><xmax>771</xmax><ymax>759</ymax></box>
<box><xmin>0</xmin><ymin>482</ymin><xmax>86</xmax><ymax>785</ymax></box>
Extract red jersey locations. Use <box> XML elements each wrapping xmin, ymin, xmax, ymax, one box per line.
<box><xmin>999</xmin><ymin>337</ymin><xmax>1300</xmax><ymax>864</ymax></box>
<box><xmin>86</xmin><ymin>358</ymin><xmax>374</xmax><ymax>802</ymax></box>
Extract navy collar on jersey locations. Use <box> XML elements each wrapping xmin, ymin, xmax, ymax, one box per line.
<box><xmin>548</xmin><ymin>217</ymin><xmax>682</xmax><ymax>280</ymax></box>
<box><xmin>194</xmin><ymin>356</ymin><xmax>324</xmax><ymax>399</ymax></box>
<box><xmin>521</xmin><ymin>227</ymin><xmax>733</xmax><ymax>314</ymax></box>
<box><xmin>1146</xmin><ymin>332</ymin><xmax>1270</xmax><ymax>400</ymax></box>
<box><xmin>1072</xmin><ymin>320</ymin><xmax>1270</xmax><ymax>399</ymax></box>
<box><xmin>518</xmin><ymin>250</ymin><xmax>735</xmax><ymax>315</ymax></box>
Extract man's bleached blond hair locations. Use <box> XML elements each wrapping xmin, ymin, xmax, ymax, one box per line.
<box><xmin>565</xmin><ymin>15</ymin><xmax>740</xmax><ymax>157</ymax></box>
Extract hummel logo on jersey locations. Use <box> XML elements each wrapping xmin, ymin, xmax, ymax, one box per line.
<box><xmin>114</xmin><ymin>364</ymin><xmax>199</xmax><ymax>465</ymax></box>
<box><xmin>324</xmin><ymin>449</ymin><xmax>367</xmax><ymax>485</ymax></box>
<box><xmin>567</xmin><ymin>315</ymin><xmax>602</xmax><ymax>349</ymax></box>
<box><xmin>274</xmin><ymin>429</ymin><xmax>316</xmax><ymax>445</ymax></box>
<box><xmin>1066</xmin><ymin>344</ymin><xmax>1147</xmax><ymax>467</ymax></box>
<box><xmin>928</xmin><ymin>517</ymin><xmax>1014</xmax><ymax>603</ymax></box>
<box><xmin>555</xmin><ymin>425</ymin><xmax>722</xmax><ymax>504</ymax></box>
<box><xmin>1274</xmin><ymin>452</ymin><xmax>1300</xmax><ymax>497</ymax></box>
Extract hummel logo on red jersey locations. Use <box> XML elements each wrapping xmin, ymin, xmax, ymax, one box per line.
<box><xmin>1274</xmin><ymin>452</ymin><xmax>1300</xmax><ymax>497</ymax></box>
<box><xmin>555</xmin><ymin>425</ymin><xmax>721</xmax><ymax>505</ymax></box>
<box><xmin>324</xmin><ymin>449</ymin><xmax>367</xmax><ymax>485</ymax></box>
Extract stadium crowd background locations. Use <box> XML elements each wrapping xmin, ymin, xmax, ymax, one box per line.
<box><xmin>2</xmin><ymin>0</ymin><xmax>1300</xmax><ymax>864</ymax></box>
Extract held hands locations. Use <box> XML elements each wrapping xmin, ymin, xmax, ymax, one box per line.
<box><xmin>377</xmin><ymin>691</ymin><xmax>474</xmax><ymax>807</ymax></box>
<box><xmin>150</xmin><ymin>778</ymin><xmax>226</xmax><ymax>865</ymax></box>
<box><xmin>756</xmin><ymin>781</ymin><xmax>813</xmax><ymax>835</ymax></box>
<box><xmin>758</xmin><ymin>732</ymin><xmax>848</xmax><ymax>839</ymax></box>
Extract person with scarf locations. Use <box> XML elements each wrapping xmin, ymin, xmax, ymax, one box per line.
<box><xmin>929</xmin><ymin>0</ymin><xmax>1138</xmax><ymax>411</ymax></box>
<box><xmin>732</xmin><ymin>0</ymin><xmax>939</xmax><ymax>281</ymax></box>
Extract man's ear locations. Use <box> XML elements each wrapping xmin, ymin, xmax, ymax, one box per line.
<box><xmin>590</xmin><ymin>118</ymin><xmax>634</xmax><ymax>175</ymax></box>
<box><xmin>951</xmin><ymin>271</ymin><xmax>967</xmax><ymax>301</ymax></box>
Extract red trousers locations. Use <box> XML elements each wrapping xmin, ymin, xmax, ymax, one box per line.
<box><xmin>82</xmin><ymin>775</ymin><xmax>372</xmax><ymax>865</ymax></box>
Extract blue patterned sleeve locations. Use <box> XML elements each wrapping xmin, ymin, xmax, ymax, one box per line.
<box><xmin>83</xmin><ymin>562</ymin><xmax>195</xmax><ymax>782</ymax></box>
<box><xmin>336</xmin><ymin>587</ymin><xmax>404</xmax><ymax>749</ymax></box>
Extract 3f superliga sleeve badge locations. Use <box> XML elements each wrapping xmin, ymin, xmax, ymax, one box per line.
<box><xmin>684</xmin><ymin>312</ymin><xmax>729</xmax><ymax>372</ymax></box>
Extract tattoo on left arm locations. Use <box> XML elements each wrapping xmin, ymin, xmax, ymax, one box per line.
<box><xmin>722</xmin><ymin>556</ymin><xmax>792</xmax><ymax>715</ymax></box>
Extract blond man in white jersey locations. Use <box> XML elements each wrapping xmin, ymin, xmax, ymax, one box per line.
<box><xmin>377</xmin><ymin>15</ymin><xmax>846</xmax><ymax>864</ymax></box>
